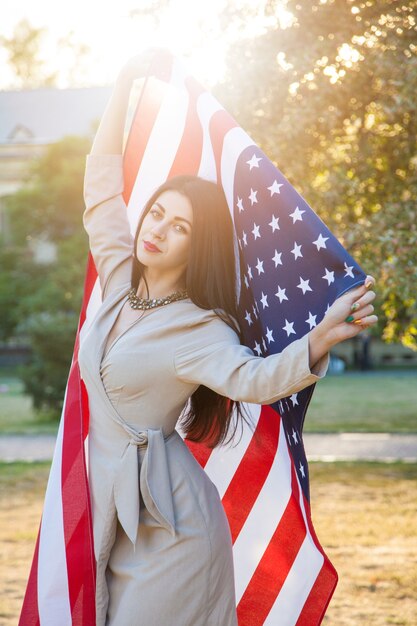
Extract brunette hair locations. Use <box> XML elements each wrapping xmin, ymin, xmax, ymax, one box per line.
<box><xmin>131</xmin><ymin>174</ymin><xmax>252</xmax><ymax>448</ymax></box>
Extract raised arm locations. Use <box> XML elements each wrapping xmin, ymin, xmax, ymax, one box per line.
<box><xmin>83</xmin><ymin>50</ymin><xmax>159</xmax><ymax>298</ymax></box>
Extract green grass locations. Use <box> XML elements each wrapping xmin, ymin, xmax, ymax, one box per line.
<box><xmin>0</xmin><ymin>370</ymin><xmax>416</xmax><ymax>435</ymax></box>
<box><xmin>305</xmin><ymin>371</ymin><xmax>417</xmax><ymax>433</ymax></box>
<box><xmin>0</xmin><ymin>377</ymin><xmax>58</xmax><ymax>435</ymax></box>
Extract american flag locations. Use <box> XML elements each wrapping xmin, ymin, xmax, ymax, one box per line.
<box><xmin>20</xmin><ymin>50</ymin><xmax>366</xmax><ymax>625</ymax></box>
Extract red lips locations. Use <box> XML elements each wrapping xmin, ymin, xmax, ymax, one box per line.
<box><xmin>143</xmin><ymin>240</ymin><xmax>162</xmax><ymax>253</ymax></box>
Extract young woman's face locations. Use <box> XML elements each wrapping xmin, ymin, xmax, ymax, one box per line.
<box><xmin>135</xmin><ymin>190</ymin><xmax>193</xmax><ymax>276</ymax></box>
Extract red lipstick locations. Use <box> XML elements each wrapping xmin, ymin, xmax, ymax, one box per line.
<box><xmin>143</xmin><ymin>240</ymin><xmax>162</xmax><ymax>253</ymax></box>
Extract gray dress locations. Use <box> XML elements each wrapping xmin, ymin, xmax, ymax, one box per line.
<box><xmin>78</xmin><ymin>154</ymin><xmax>330</xmax><ymax>626</ymax></box>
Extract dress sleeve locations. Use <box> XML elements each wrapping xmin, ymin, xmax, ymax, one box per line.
<box><xmin>173</xmin><ymin>317</ymin><xmax>329</xmax><ymax>404</ymax></box>
<box><xmin>83</xmin><ymin>153</ymin><xmax>133</xmax><ymax>298</ymax></box>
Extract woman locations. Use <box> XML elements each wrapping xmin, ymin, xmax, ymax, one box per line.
<box><xmin>79</xmin><ymin>50</ymin><xmax>378</xmax><ymax>625</ymax></box>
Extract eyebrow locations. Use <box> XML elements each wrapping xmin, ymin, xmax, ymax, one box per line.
<box><xmin>153</xmin><ymin>202</ymin><xmax>192</xmax><ymax>228</ymax></box>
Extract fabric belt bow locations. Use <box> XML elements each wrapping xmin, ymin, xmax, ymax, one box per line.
<box><xmin>113</xmin><ymin>427</ymin><xmax>176</xmax><ymax>546</ymax></box>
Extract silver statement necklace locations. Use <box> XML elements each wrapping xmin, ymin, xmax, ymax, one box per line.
<box><xmin>127</xmin><ymin>287</ymin><xmax>188</xmax><ymax>310</ymax></box>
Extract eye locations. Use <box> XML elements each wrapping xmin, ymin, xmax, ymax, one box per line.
<box><xmin>150</xmin><ymin>208</ymin><xmax>162</xmax><ymax>219</ymax></box>
<box><xmin>174</xmin><ymin>223</ymin><xmax>187</xmax><ymax>233</ymax></box>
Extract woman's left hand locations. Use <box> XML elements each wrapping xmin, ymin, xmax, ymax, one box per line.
<box><xmin>319</xmin><ymin>274</ymin><xmax>378</xmax><ymax>349</ymax></box>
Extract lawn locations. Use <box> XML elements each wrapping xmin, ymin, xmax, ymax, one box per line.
<box><xmin>1</xmin><ymin>461</ymin><xmax>416</xmax><ymax>625</ymax></box>
<box><xmin>2</xmin><ymin>369</ymin><xmax>416</xmax><ymax>435</ymax></box>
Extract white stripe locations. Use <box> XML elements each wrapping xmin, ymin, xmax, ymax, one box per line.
<box><xmin>38</xmin><ymin>407</ymin><xmax>71</xmax><ymax>625</ymax></box>
<box><xmin>263</xmin><ymin>538</ymin><xmax>324</xmax><ymax>625</ymax></box>
<box><xmin>126</xmin><ymin>60</ymin><xmax>190</xmax><ymax>231</ymax></box>
<box><xmin>196</xmin><ymin>91</ymin><xmax>224</xmax><ymax>181</ymax></box>
<box><xmin>204</xmin><ymin>404</ymin><xmax>261</xmax><ymax>499</ymax></box>
<box><xmin>233</xmin><ymin>420</ymin><xmax>292</xmax><ymax>603</ymax></box>
<box><xmin>220</xmin><ymin>126</ymin><xmax>255</xmax><ymax>223</ymax></box>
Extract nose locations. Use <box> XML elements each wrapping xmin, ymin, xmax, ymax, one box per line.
<box><xmin>150</xmin><ymin>222</ymin><xmax>167</xmax><ymax>239</ymax></box>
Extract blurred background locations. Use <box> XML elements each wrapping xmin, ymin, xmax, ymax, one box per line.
<box><xmin>0</xmin><ymin>1</ymin><xmax>416</xmax><ymax>625</ymax></box>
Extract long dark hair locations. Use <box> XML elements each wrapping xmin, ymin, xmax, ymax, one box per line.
<box><xmin>132</xmin><ymin>174</ymin><xmax>253</xmax><ymax>448</ymax></box>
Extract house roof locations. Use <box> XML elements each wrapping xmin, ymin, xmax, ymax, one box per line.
<box><xmin>0</xmin><ymin>86</ymin><xmax>112</xmax><ymax>144</ymax></box>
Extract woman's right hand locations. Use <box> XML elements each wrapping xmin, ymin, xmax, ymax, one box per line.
<box><xmin>117</xmin><ymin>48</ymin><xmax>171</xmax><ymax>85</ymax></box>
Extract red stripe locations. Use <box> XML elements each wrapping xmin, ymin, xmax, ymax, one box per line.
<box><xmin>18</xmin><ymin>523</ymin><xmax>41</xmax><ymax>626</ymax></box>
<box><xmin>184</xmin><ymin>438</ymin><xmax>213</xmax><ymax>468</ymax></box>
<box><xmin>294</xmin><ymin>491</ymin><xmax>338</xmax><ymax>625</ymax></box>
<box><xmin>168</xmin><ymin>76</ymin><xmax>205</xmax><ymax>178</ymax></box>
<box><xmin>236</xmin><ymin>463</ymin><xmax>307</xmax><ymax>626</ymax></box>
<box><xmin>222</xmin><ymin>405</ymin><xmax>280</xmax><ymax>543</ymax></box>
<box><xmin>209</xmin><ymin>109</ymin><xmax>238</xmax><ymax>183</ymax></box>
<box><xmin>123</xmin><ymin>54</ymin><xmax>174</xmax><ymax>200</ymax></box>
<box><xmin>61</xmin><ymin>362</ymin><xmax>96</xmax><ymax>624</ymax></box>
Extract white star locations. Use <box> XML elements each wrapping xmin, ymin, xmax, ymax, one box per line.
<box><xmin>244</xmin><ymin>275</ymin><xmax>249</xmax><ymax>289</ymax></box>
<box><xmin>247</xmin><ymin>264</ymin><xmax>253</xmax><ymax>280</ymax></box>
<box><xmin>247</xmin><ymin>154</ymin><xmax>262</xmax><ymax>170</ymax></box>
<box><xmin>252</xmin><ymin>223</ymin><xmax>261</xmax><ymax>240</ymax></box>
<box><xmin>260</xmin><ymin>292</ymin><xmax>269</xmax><ymax>308</ymax></box>
<box><xmin>262</xmin><ymin>337</ymin><xmax>267</xmax><ymax>352</ymax></box>
<box><xmin>242</xmin><ymin>231</ymin><xmax>247</xmax><ymax>246</ymax></box>
<box><xmin>252</xmin><ymin>305</ymin><xmax>258</xmax><ymax>319</ymax></box>
<box><xmin>306</xmin><ymin>311</ymin><xmax>317</xmax><ymax>329</ymax></box>
<box><xmin>249</xmin><ymin>188</ymin><xmax>258</xmax><ymax>205</ymax></box>
<box><xmin>289</xmin><ymin>206</ymin><xmax>305</xmax><ymax>223</ymax></box>
<box><xmin>275</xmin><ymin>285</ymin><xmax>288</xmax><ymax>303</ymax></box>
<box><xmin>290</xmin><ymin>393</ymin><xmax>299</xmax><ymax>407</ymax></box>
<box><xmin>236</xmin><ymin>197</ymin><xmax>244</xmax><ymax>213</ymax></box>
<box><xmin>272</xmin><ymin>250</ymin><xmax>283</xmax><ymax>267</ymax></box>
<box><xmin>299</xmin><ymin>462</ymin><xmax>305</xmax><ymax>479</ymax></box>
<box><xmin>265</xmin><ymin>327</ymin><xmax>274</xmax><ymax>343</ymax></box>
<box><xmin>255</xmin><ymin>258</ymin><xmax>264</xmax><ymax>275</ymax></box>
<box><xmin>268</xmin><ymin>180</ymin><xmax>284</xmax><ymax>196</ymax></box>
<box><xmin>313</xmin><ymin>233</ymin><xmax>329</xmax><ymax>251</ymax></box>
<box><xmin>254</xmin><ymin>341</ymin><xmax>262</xmax><ymax>356</ymax></box>
<box><xmin>245</xmin><ymin>310</ymin><xmax>253</xmax><ymax>326</ymax></box>
<box><xmin>269</xmin><ymin>215</ymin><xmax>280</xmax><ymax>232</ymax></box>
<box><xmin>344</xmin><ymin>262</ymin><xmax>354</xmax><ymax>278</ymax></box>
<box><xmin>291</xmin><ymin>242</ymin><xmax>303</xmax><ymax>260</ymax></box>
<box><xmin>283</xmin><ymin>319</ymin><xmax>296</xmax><ymax>336</ymax></box>
<box><xmin>292</xmin><ymin>428</ymin><xmax>299</xmax><ymax>444</ymax></box>
<box><xmin>297</xmin><ymin>277</ymin><xmax>313</xmax><ymax>294</ymax></box>
<box><xmin>322</xmin><ymin>268</ymin><xmax>335</xmax><ymax>285</ymax></box>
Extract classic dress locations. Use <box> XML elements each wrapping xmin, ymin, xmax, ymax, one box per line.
<box><xmin>78</xmin><ymin>154</ymin><xmax>330</xmax><ymax>626</ymax></box>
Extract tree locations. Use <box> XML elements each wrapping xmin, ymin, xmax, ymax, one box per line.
<box><xmin>215</xmin><ymin>0</ymin><xmax>417</xmax><ymax>349</ymax></box>
<box><xmin>2</xmin><ymin>136</ymin><xmax>90</xmax><ymax>416</ymax></box>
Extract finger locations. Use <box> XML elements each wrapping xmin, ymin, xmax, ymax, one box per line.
<box><xmin>350</xmin><ymin>290</ymin><xmax>376</xmax><ymax>311</ymax></box>
<box><xmin>353</xmin><ymin>314</ymin><xmax>378</xmax><ymax>327</ymax></box>
<box><xmin>351</xmin><ymin>304</ymin><xmax>374</xmax><ymax>322</ymax></box>
<box><xmin>364</xmin><ymin>275</ymin><xmax>376</xmax><ymax>289</ymax></box>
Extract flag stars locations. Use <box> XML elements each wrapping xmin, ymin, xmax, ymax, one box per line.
<box><xmin>268</xmin><ymin>180</ymin><xmax>284</xmax><ymax>196</ymax></box>
<box><xmin>254</xmin><ymin>341</ymin><xmax>262</xmax><ymax>356</ymax></box>
<box><xmin>244</xmin><ymin>275</ymin><xmax>249</xmax><ymax>289</ymax></box>
<box><xmin>242</xmin><ymin>231</ymin><xmax>248</xmax><ymax>247</ymax></box>
<box><xmin>252</xmin><ymin>305</ymin><xmax>258</xmax><ymax>319</ymax></box>
<box><xmin>272</xmin><ymin>250</ymin><xmax>283</xmax><ymax>267</ymax></box>
<box><xmin>262</xmin><ymin>338</ymin><xmax>267</xmax><ymax>352</ymax></box>
<box><xmin>283</xmin><ymin>319</ymin><xmax>296</xmax><ymax>336</ymax></box>
<box><xmin>344</xmin><ymin>262</ymin><xmax>354</xmax><ymax>278</ymax></box>
<box><xmin>245</xmin><ymin>310</ymin><xmax>253</xmax><ymax>326</ymax></box>
<box><xmin>322</xmin><ymin>268</ymin><xmax>335</xmax><ymax>285</ymax></box>
<box><xmin>289</xmin><ymin>206</ymin><xmax>305</xmax><ymax>223</ymax></box>
<box><xmin>290</xmin><ymin>393</ymin><xmax>299</xmax><ymax>407</ymax></box>
<box><xmin>249</xmin><ymin>188</ymin><xmax>258</xmax><ymax>205</ymax></box>
<box><xmin>313</xmin><ymin>233</ymin><xmax>329</xmax><ymax>251</ymax></box>
<box><xmin>299</xmin><ymin>463</ymin><xmax>305</xmax><ymax>479</ymax></box>
<box><xmin>275</xmin><ymin>285</ymin><xmax>288</xmax><ymax>303</ymax></box>
<box><xmin>297</xmin><ymin>277</ymin><xmax>313</xmax><ymax>295</ymax></box>
<box><xmin>252</xmin><ymin>223</ymin><xmax>261</xmax><ymax>240</ymax></box>
<box><xmin>265</xmin><ymin>327</ymin><xmax>274</xmax><ymax>343</ymax></box>
<box><xmin>306</xmin><ymin>311</ymin><xmax>317</xmax><ymax>329</ymax></box>
<box><xmin>247</xmin><ymin>153</ymin><xmax>262</xmax><ymax>170</ymax></box>
<box><xmin>236</xmin><ymin>197</ymin><xmax>244</xmax><ymax>213</ymax></box>
<box><xmin>269</xmin><ymin>215</ymin><xmax>280</xmax><ymax>233</ymax></box>
<box><xmin>291</xmin><ymin>242</ymin><xmax>303</xmax><ymax>260</ymax></box>
<box><xmin>247</xmin><ymin>264</ymin><xmax>253</xmax><ymax>280</ymax></box>
<box><xmin>292</xmin><ymin>428</ymin><xmax>299</xmax><ymax>444</ymax></box>
<box><xmin>256</xmin><ymin>258</ymin><xmax>265</xmax><ymax>275</ymax></box>
<box><xmin>260</xmin><ymin>292</ymin><xmax>269</xmax><ymax>309</ymax></box>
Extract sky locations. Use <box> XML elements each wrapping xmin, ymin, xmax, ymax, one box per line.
<box><xmin>0</xmin><ymin>0</ymin><xmax>292</xmax><ymax>88</ymax></box>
